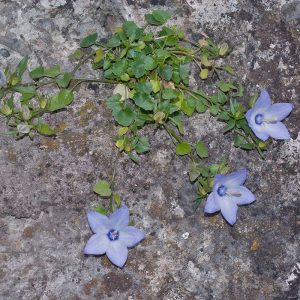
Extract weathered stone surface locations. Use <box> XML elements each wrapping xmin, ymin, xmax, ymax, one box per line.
<box><xmin>0</xmin><ymin>0</ymin><xmax>299</xmax><ymax>299</ymax></box>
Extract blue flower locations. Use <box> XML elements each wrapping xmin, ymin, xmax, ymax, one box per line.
<box><xmin>84</xmin><ymin>205</ymin><xmax>144</xmax><ymax>268</ymax></box>
<box><xmin>245</xmin><ymin>90</ymin><xmax>293</xmax><ymax>141</ymax></box>
<box><xmin>0</xmin><ymin>70</ymin><xmax>6</xmax><ymax>87</ymax></box>
<box><xmin>204</xmin><ymin>169</ymin><xmax>255</xmax><ymax>225</ymax></box>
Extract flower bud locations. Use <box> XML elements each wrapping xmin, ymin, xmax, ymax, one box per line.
<box><xmin>17</xmin><ymin>123</ymin><xmax>31</xmax><ymax>134</ymax></box>
<box><xmin>0</xmin><ymin>104</ymin><xmax>12</xmax><ymax>116</ymax></box>
<box><xmin>198</xmin><ymin>39</ymin><xmax>209</xmax><ymax>48</ymax></box>
<box><xmin>39</xmin><ymin>98</ymin><xmax>47</xmax><ymax>109</ymax></box>
<box><xmin>21</xmin><ymin>105</ymin><xmax>31</xmax><ymax>121</ymax></box>
<box><xmin>153</xmin><ymin>111</ymin><xmax>165</xmax><ymax>124</ymax></box>
<box><xmin>218</xmin><ymin>43</ymin><xmax>229</xmax><ymax>56</ymax></box>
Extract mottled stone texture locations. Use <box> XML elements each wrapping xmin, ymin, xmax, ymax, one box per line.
<box><xmin>0</xmin><ymin>0</ymin><xmax>299</xmax><ymax>299</ymax></box>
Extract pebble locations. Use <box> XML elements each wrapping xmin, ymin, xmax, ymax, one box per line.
<box><xmin>0</xmin><ymin>48</ymin><xmax>10</xmax><ymax>58</ymax></box>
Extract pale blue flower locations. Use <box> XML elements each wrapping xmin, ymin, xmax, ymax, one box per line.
<box><xmin>204</xmin><ymin>169</ymin><xmax>255</xmax><ymax>225</ymax></box>
<box><xmin>84</xmin><ymin>205</ymin><xmax>144</xmax><ymax>268</ymax></box>
<box><xmin>245</xmin><ymin>90</ymin><xmax>293</xmax><ymax>141</ymax></box>
<box><xmin>0</xmin><ymin>70</ymin><xmax>6</xmax><ymax>87</ymax></box>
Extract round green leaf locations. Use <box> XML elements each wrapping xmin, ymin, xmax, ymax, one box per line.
<box><xmin>176</xmin><ymin>142</ymin><xmax>191</xmax><ymax>155</ymax></box>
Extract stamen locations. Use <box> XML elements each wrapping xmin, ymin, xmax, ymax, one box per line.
<box><xmin>254</xmin><ymin>114</ymin><xmax>264</xmax><ymax>125</ymax></box>
<box><xmin>264</xmin><ymin>117</ymin><xmax>277</xmax><ymax>124</ymax></box>
<box><xmin>217</xmin><ymin>185</ymin><xmax>227</xmax><ymax>197</ymax></box>
<box><xmin>227</xmin><ymin>190</ymin><xmax>242</xmax><ymax>197</ymax></box>
<box><xmin>107</xmin><ymin>229</ymin><xmax>119</xmax><ymax>241</ymax></box>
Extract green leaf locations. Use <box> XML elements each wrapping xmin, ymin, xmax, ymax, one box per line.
<box><xmin>47</xmin><ymin>89</ymin><xmax>74</xmax><ymax>112</ymax></box>
<box><xmin>15</xmin><ymin>56</ymin><xmax>28</xmax><ymax>78</ymax></box>
<box><xmin>195</xmin><ymin>141</ymin><xmax>208</xmax><ymax>158</ymax></box>
<box><xmin>13</xmin><ymin>85</ymin><xmax>36</xmax><ymax>94</ymax></box>
<box><xmin>155</xmin><ymin>49</ymin><xmax>170</xmax><ymax>63</ymax></box>
<box><xmin>176</xmin><ymin>142</ymin><xmax>191</xmax><ymax>155</ymax></box>
<box><xmin>106</xmin><ymin>94</ymin><xmax>122</xmax><ymax>112</ymax></box>
<box><xmin>93</xmin><ymin>180</ymin><xmax>112</xmax><ymax>197</ymax></box>
<box><xmin>107</xmin><ymin>35</ymin><xmax>121</xmax><ymax>48</ymax></box>
<box><xmin>234</xmin><ymin>134</ymin><xmax>255</xmax><ymax>150</ymax></box>
<box><xmin>209</xmin><ymin>105</ymin><xmax>219</xmax><ymax>115</ymax></box>
<box><xmin>133</xmin><ymin>136</ymin><xmax>150</xmax><ymax>154</ymax></box>
<box><xmin>113</xmin><ymin>193</ymin><xmax>122</xmax><ymax>207</ymax></box>
<box><xmin>162</xmin><ymin>65</ymin><xmax>173</xmax><ymax>80</ymax></box>
<box><xmin>29</xmin><ymin>66</ymin><xmax>45</xmax><ymax>79</ymax></box>
<box><xmin>195</xmin><ymin>97</ymin><xmax>208</xmax><ymax>113</ymax></box>
<box><xmin>112</xmin><ymin>59</ymin><xmax>128</xmax><ymax>77</ymax></box>
<box><xmin>44</xmin><ymin>65</ymin><xmax>61</xmax><ymax>78</ymax></box>
<box><xmin>94</xmin><ymin>204</ymin><xmax>108</xmax><ymax>215</ymax></box>
<box><xmin>162</xmin><ymin>88</ymin><xmax>177</xmax><ymax>100</ymax></box>
<box><xmin>56</xmin><ymin>72</ymin><xmax>72</xmax><ymax>88</ymax></box>
<box><xmin>152</xmin><ymin>10</ymin><xmax>171</xmax><ymax>24</ymax></box>
<box><xmin>123</xmin><ymin>21</ymin><xmax>139</xmax><ymax>41</ymax></box>
<box><xmin>144</xmin><ymin>56</ymin><xmax>156</xmax><ymax>71</ymax></box>
<box><xmin>94</xmin><ymin>48</ymin><xmax>104</xmax><ymax>63</ymax></box>
<box><xmin>150</xmin><ymin>79</ymin><xmax>160</xmax><ymax>93</ymax></box>
<box><xmin>188</xmin><ymin>161</ymin><xmax>202</xmax><ymax>182</ymax></box>
<box><xmin>128</xmin><ymin>152</ymin><xmax>139</xmax><ymax>164</ymax></box>
<box><xmin>80</xmin><ymin>32</ymin><xmax>98</xmax><ymax>47</ymax></box>
<box><xmin>133</xmin><ymin>92</ymin><xmax>154</xmax><ymax>111</ymax></box>
<box><xmin>181</xmin><ymin>98</ymin><xmax>195</xmax><ymax>116</ymax></box>
<box><xmin>249</xmin><ymin>94</ymin><xmax>258</xmax><ymax>108</ymax></box>
<box><xmin>217</xmin><ymin>111</ymin><xmax>230</xmax><ymax>121</ymax></box>
<box><xmin>132</xmin><ymin>59</ymin><xmax>146</xmax><ymax>78</ymax></box>
<box><xmin>36</xmin><ymin>123</ymin><xmax>56</xmax><ymax>136</ymax></box>
<box><xmin>223</xmin><ymin>118</ymin><xmax>236</xmax><ymax>133</ymax></box>
<box><xmin>217</xmin><ymin>80</ymin><xmax>236</xmax><ymax>92</ymax></box>
<box><xmin>200</xmin><ymin>69</ymin><xmax>209</xmax><ymax>79</ymax></box>
<box><xmin>69</xmin><ymin>49</ymin><xmax>84</xmax><ymax>60</ymax></box>
<box><xmin>222</xmin><ymin>64</ymin><xmax>235</xmax><ymax>75</ymax></box>
<box><xmin>113</xmin><ymin>105</ymin><xmax>135</xmax><ymax>126</ymax></box>
<box><xmin>179</xmin><ymin>63</ymin><xmax>190</xmax><ymax>80</ymax></box>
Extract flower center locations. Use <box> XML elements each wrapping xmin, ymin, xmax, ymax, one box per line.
<box><xmin>107</xmin><ymin>229</ymin><xmax>119</xmax><ymax>241</ymax></box>
<box><xmin>254</xmin><ymin>113</ymin><xmax>264</xmax><ymax>125</ymax></box>
<box><xmin>217</xmin><ymin>185</ymin><xmax>227</xmax><ymax>197</ymax></box>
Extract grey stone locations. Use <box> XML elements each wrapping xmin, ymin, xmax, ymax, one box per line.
<box><xmin>0</xmin><ymin>0</ymin><xmax>299</xmax><ymax>299</ymax></box>
<box><xmin>0</xmin><ymin>48</ymin><xmax>10</xmax><ymax>58</ymax></box>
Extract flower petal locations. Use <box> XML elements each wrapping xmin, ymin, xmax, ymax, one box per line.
<box><xmin>262</xmin><ymin>121</ymin><xmax>291</xmax><ymax>140</ymax></box>
<box><xmin>254</xmin><ymin>89</ymin><xmax>272</xmax><ymax>111</ymax></box>
<box><xmin>109</xmin><ymin>205</ymin><xmax>130</xmax><ymax>230</ymax></box>
<box><xmin>106</xmin><ymin>240</ymin><xmax>128</xmax><ymax>268</ymax></box>
<box><xmin>217</xmin><ymin>169</ymin><xmax>248</xmax><ymax>188</ymax></box>
<box><xmin>84</xmin><ymin>233</ymin><xmax>109</xmax><ymax>255</ymax></box>
<box><xmin>229</xmin><ymin>186</ymin><xmax>256</xmax><ymax>205</ymax></box>
<box><xmin>265</xmin><ymin>103</ymin><xmax>293</xmax><ymax>121</ymax></box>
<box><xmin>214</xmin><ymin>174</ymin><xmax>225</xmax><ymax>185</ymax></box>
<box><xmin>119</xmin><ymin>226</ymin><xmax>145</xmax><ymax>248</ymax></box>
<box><xmin>87</xmin><ymin>210</ymin><xmax>110</xmax><ymax>234</ymax></box>
<box><xmin>250</xmin><ymin>127</ymin><xmax>270</xmax><ymax>141</ymax></box>
<box><xmin>204</xmin><ymin>192</ymin><xmax>220</xmax><ymax>214</ymax></box>
<box><xmin>245</xmin><ymin>108</ymin><xmax>270</xmax><ymax>141</ymax></box>
<box><xmin>218</xmin><ymin>196</ymin><xmax>238</xmax><ymax>225</ymax></box>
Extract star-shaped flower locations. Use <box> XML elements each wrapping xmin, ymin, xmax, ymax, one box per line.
<box><xmin>204</xmin><ymin>169</ymin><xmax>255</xmax><ymax>225</ymax></box>
<box><xmin>84</xmin><ymin>205</ymin><xmax>144</xmax><ymax>268</ymax></box>
<box><xmin>245</xmin><ymin>90</ymin><xmax>293</xmax><ymax>141</ymax></box>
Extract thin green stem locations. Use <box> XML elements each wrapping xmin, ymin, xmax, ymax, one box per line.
<box><xmin>182</xmin><ymin>38</ymin><xmax>199</xmax><ymax>48</ymax></box>
<box><xmin>71</xmin><ymin>51</ymin><xmax>96</xmax><ymax>75</ymax></box>
<box><xmin>162</xmin><ymin>122</ymin><xmax>197</xmax><ymax>162</ymax></box>
<box><xmin>234</xmin><ymin>129</ymin><xmax>265</xmax><ymax>158</ymax></box>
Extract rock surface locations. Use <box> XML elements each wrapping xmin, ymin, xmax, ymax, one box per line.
<box><xmin>0</xmin><ymin>0</ymin><xmax>299</xmax><ymax>299</ymax></box>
